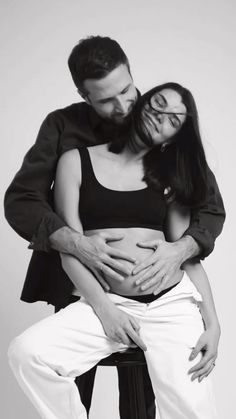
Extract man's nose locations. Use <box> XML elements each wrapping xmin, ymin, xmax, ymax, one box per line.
<box><xmin>115</xmin><ymin>97</ymin><xmax>128</xmax><ymax>114</ymax></box>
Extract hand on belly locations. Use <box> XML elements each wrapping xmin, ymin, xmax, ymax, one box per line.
<box><xmin>85</xmin><ymin>228</ymin><xmax>180</xmax><ymax>296</ymax></box>
<box><xmin>103</xmin><ymin>233</ymin><xmax>156</xmax><ymax>295</ymax></box>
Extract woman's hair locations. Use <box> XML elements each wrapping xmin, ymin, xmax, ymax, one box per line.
<box><xmin>111</xmin><ymin>82</ymin><xmax>208</xmax><ymax>207</ymax></box>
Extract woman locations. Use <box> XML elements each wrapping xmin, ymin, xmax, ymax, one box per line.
<box><xmin>9</xmin><ymin>83</ymin><xmax>220</xmax><ymax>419</ymax></box>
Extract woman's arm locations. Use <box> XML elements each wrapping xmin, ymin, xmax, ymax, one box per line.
<box><xmin>166</xmin><ymin>202</ymin><xmax>220</xmax><ymax>381</ymax></box>
<box><xmin>54</xmin><ymin>149</ymin><xmax>146</xmax><ymax>350</ymax></box>
<box><xmin>166</xmin><ymin>201</ymin><xmax>219</xmax><ymax>327</ymax></box>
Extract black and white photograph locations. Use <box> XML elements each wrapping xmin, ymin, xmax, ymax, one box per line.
<box><xmin>1</xmin><ymin>1</ymin><xmax>235</xmax><ymax>418</ymax></box>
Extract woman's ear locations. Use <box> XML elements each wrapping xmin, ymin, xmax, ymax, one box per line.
<box><xmin>160</xmin><ymin>143</ymin><xmax>168</xmax><ymax>152</ymax></box>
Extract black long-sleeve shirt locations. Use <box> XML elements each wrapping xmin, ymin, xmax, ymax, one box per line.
<box><xmin>4</xmin><ymin>101</ymin><xmax>226</xmax><ymax>306</ymax></box>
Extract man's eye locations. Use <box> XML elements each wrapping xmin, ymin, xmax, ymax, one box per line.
<box><xmin>121</xmin><ymin>86</ymin><xmax>130</xmax><ymax>94</ymax></box>
<box><xmin>99</xmin><ymin>99</ymin><xmax>110</xmax><ymax>104</ymax></box>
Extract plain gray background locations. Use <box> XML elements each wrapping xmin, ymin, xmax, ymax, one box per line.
<box><xmin>1</xmin><ymin>0</ymin><xmax>235</xmax><ymax>418</ymax></box>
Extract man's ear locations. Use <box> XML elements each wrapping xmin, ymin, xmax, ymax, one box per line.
<box><xmin>77</xmin><ymin>88</ymin><xmax>90</xmax><ymax>105</ymax></box>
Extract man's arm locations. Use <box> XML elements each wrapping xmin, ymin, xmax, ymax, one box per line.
<box><xmin>183</xmin><ymin>166</ymin><xmax>226</xmax><ymax>258</ymax></box>
<box><xmin>4</xmin><ymin>112</ymin><xmax>66</xmax><ymax>250</ymax></box>
<box><xmin>132</xmin><ymin>166</ymin><xmax>225</xmax><ymax>290</ymax></box>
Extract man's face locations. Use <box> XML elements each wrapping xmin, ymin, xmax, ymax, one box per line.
<box><xmin>83</xmin><ymin>64</ymin><xmax>137</xmax><ymax>124</ymax></box>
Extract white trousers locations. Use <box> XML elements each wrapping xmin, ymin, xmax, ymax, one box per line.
<box><xmin>8</xmin><ymin>274</ymin><xmax>218</xmax><ymax>419</ymax></box>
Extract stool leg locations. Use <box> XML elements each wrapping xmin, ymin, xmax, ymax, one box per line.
<box><xmin>118</xmin><ymin>365</ymin><xmax>149</xmax><ymax>419</ymax></box>
<box><xmin>75</xmin><ymin>365</ymin><xmax>97</xmax><ymax>415</ymax></box>
<box><xmin>142</xmin><ymin>363</ymin><xmax>156</xmax><ymax>419</ymax></box>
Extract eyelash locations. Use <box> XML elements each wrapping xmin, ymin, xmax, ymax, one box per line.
<box><xmin>169</xmin><ymin>118</ymin><xmax>179</xmax><ymax>128</ymax></box>
<box><xmin>155</xmin><ymin>99</ymin><xmax>165</xmax><ymax>108</ymax></box>
<box><xmin>122</xmin><ymin>86</ymin><xmax>129</xmax><ymax>94</ymax></box>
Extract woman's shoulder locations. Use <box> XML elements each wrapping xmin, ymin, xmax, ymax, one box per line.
<box><xmin>59</xmin><ymin>143</ymin><xmax>110</xmax><ymax>170</ymax></box>
<box><xmin>60</xmin><ymin>148</ymin><xmax>81</xmax><ymax>162</ymax></box>
<box><xmin>58</xmin><ymin>149</ymin><xmax>82</xmax><ymax>179</ymax></box>
<box><xmin>88</xmin><ymin>143</ymin><xmax>109</xmax><ymax>156</ymax></box>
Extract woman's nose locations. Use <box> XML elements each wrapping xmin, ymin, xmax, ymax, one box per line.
<box><xmin>156</xmin><ymin>111</ymin><xmax>164</xmax><ymax>123</ymax></box>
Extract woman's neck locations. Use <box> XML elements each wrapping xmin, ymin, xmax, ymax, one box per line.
<box><xmin>124</xmin><ymin>131</ymin><xmax>151</xmax><ymax>161</ymax></box>
<box><xmin>123</xmin><ymin>143</ymin><xmax>147</xmax><ymax>161</ymax></box>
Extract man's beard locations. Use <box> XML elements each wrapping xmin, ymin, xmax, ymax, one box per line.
<box><xmin>108</xmin><ymin>113</ymin><xmax>134</xmax><ymax>153</ymax></box>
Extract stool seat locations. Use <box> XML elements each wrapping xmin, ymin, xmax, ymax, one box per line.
<box><xmin>98</xmin><ymin>347</ymin><xmax>146</xmax><ymax>367</ymax></box>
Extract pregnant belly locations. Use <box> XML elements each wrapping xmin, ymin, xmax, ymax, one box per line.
<box><xmin>85</xmin><ymin>227</ymin><xmax>182</xmax><ymax>296</ymax></box>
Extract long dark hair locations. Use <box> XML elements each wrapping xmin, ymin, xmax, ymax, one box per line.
<box><xmin>127</xmin><ymin>82</ymin><xmax>208</xmax><ymax>207</ymax></box>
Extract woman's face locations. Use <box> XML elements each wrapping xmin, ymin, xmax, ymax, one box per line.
<box><xmin>141</xmin><ymin>88</ymin><xmax>187</xmax><ymax>146</ymax></box>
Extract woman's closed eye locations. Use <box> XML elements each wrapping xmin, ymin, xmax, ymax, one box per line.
<box><xmin>150</xmin><ymin>94</ymin><xmax>166</xmax><ymax>111</ymax></box>
<box><xmin>169</xmin><ymin>115</ymin><xmax>181</xmax><ymax>129</ymax></box>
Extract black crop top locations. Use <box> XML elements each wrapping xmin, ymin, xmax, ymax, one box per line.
<box><xmin>78</xmin><ymin>147</ymin><xmax>167</xmax><ymax>232</ymax></box>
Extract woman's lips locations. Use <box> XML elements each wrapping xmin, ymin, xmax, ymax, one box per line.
<box><xmin>143</xmin><ymin>110</ymin><xmax>159</xmax><ymax>133</ymax></box>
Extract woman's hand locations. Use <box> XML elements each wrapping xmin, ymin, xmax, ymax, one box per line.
<box><xmin>188</xmin><ymin>324</ymin><xmax>221</xmax><ymax>382</ymax></box>
<box><xmin>96</xmin><ymin>303</ymin><xmax>147</xmax><ymax>352</ymax></box>
<box><xmin>132</xmin><ymin>239</ymin><xmax>184</xmax><ymax>293</ymax></box>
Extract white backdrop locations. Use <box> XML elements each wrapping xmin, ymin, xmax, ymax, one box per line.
<box><xmin>1</xmin><ymin>1</ymin><xmax>235</xmax><ymax>418</ymax></box>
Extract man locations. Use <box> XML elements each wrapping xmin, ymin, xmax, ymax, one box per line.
<box><xmin>4</xmin><ymin>36</ymin><xmax>225</xmax><ymax>419</ymax></box>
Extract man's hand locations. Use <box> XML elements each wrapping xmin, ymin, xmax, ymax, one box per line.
<box><xmin>96</xmin><ymin>303</ymin><xmax>147</xmax><ymax>351</ymax></box>
<box><xmin>132</xmin><ymin>236</ymin><xmax>199</xmax><ymax>294</ymax></box>
<box><xmin>50</xmin><ymin>227</ymin><xmax>136</xmax><ymax>290</ymax></box>
<box><xmin>188</xmin><ymin>325</ymin><xmax>220</xmax><ymax>382</ymax></box>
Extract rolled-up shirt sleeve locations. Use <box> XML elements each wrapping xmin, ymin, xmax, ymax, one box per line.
<box><xmin>183</xmin><ymin>166</ymin><xmax>226</xmax><ymax>259</ymax></box>
<box><xmin>4</xmin><ymin>112</ymin><xmax>66</xmax><ymax>251</ymax></box>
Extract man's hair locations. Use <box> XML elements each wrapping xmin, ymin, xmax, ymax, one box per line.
<box><xmin>68</xmin><ymin>36</ymin><xmax>130</xmax><ymax>95</ymax></box>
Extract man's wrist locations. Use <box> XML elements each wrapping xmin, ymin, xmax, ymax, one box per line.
<box><xmin>175</xmin><ymin>235</ymin><xmax>200</xmax><ymax>265</ymax></box>
<box><xmin>49</xmin><ymin>226</ymin><xmax>83</xmax><ymax>255</ymax></box>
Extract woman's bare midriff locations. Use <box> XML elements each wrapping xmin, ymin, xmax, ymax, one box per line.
<box><xmin>84</xmin><ymin>227</ymin><xmax>183</xmax><ymax>296</ymax></box>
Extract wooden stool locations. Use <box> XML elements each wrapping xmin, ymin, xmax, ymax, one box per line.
<box><xmin>98</xmin><ymin>347</ymin><xmax>148</xmax><ymax>419</ymax></box>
